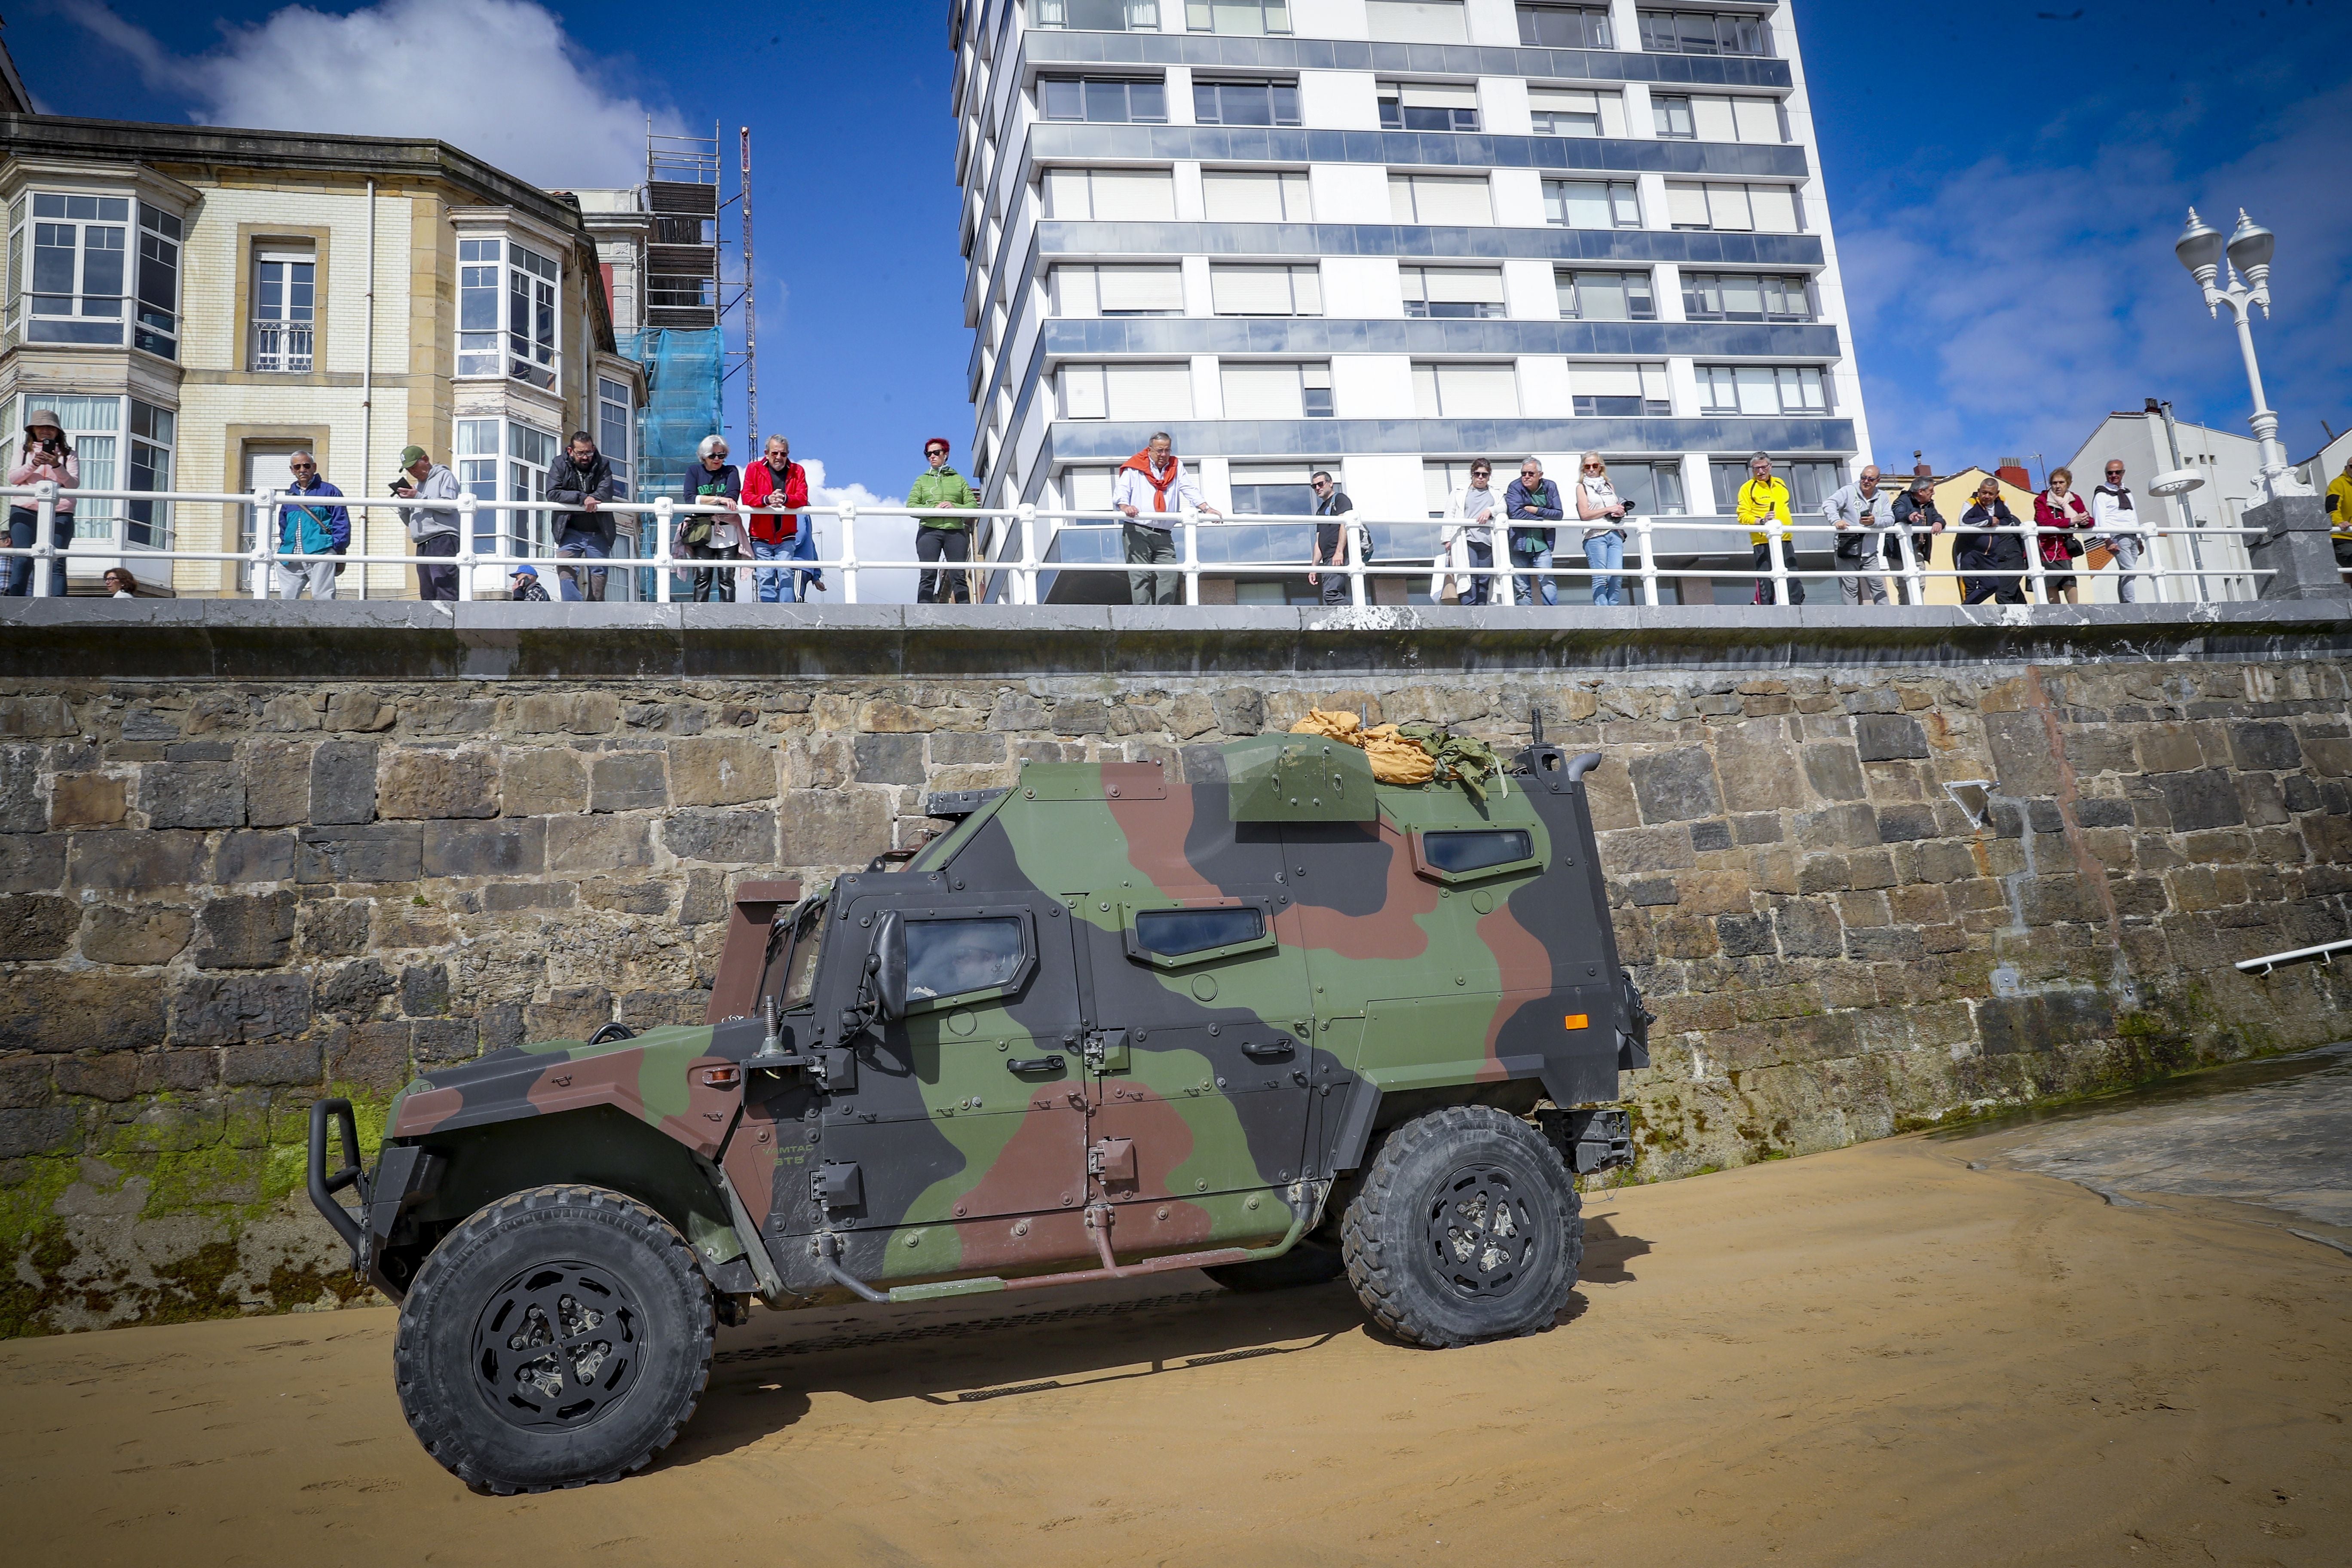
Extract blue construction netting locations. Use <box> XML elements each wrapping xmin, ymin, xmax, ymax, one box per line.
<box><xmin>617</xmin><ymin>328</ymin><xmax>724</xmax><ymax>591</ymax></box>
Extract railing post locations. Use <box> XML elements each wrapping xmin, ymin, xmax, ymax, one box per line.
<box><xmin>653</xmin><ymin>498</ymin><xmax>674</xmax><ymax>603</ymax></box>
<box><xmin>2145</xmin><ymin>530</ymin><xmax>2169</xmax><ymax>604</ymax></box>
<box><xmin>455</xmin><ymin>491</ymin><xmax>478</xmax><ymax>603</ymax></box>
<box><xmin>29</xmin><ymin>480</ymin><xmax>58</xmax><ymax>599</ymax></box>
<box><xmin>1635</xmin><ymin>515</ymin><xmax>1658</xmax><ymax>606</ymax></box>
<box><xmin>1768</xmin><ymin>516</ymin><xmax>1790</xmax><ymax>605</ymax></box>
<box><xmin>252</xmin><ymin>488</ymin><xmax>277</xmax><ymax>600</ymax></box>
<box><xmin>1897</xmin><ymin>523</ymin><xmax>1923</xmax><ymax>604</ymax></box>
<box><xmin>1017</xmin><ymin>503</ymin><xmax>1038</xmax><ymax>606</ymax></box>
<box><xmin>1348</xmin><ymin>518</ymin><xmax>1368</xmax><ymax>608</ymax></box>
<box><xmin>1181</xmin><ymin>507</ymin><xmax>1200</xmax><ymax>607</ymax></box>
<box><xmin>2025</xmin><ymin>517</ymin><xmax>2049</xmax><ymax>604</ymax></box>
<box><xmin>839</xmin><ymin>502</ymin><xmax>858</xmax><ymax>604</ymax></box>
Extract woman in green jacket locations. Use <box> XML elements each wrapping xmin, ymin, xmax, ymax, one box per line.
<box><xmin>907</xmin><ymin>437</ymin><xmax>979</xmax><ymax>604</ymax></box>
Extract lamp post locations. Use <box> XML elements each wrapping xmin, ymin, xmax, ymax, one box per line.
<box><xmin>2173</xmin><ymin>207</ymin><xmax>2309</xmax><ymax>500</ymax></box>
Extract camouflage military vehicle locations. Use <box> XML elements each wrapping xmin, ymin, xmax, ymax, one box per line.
<box><xmin>309</xmin><ymin>729</ymin><xmax>1647</xmax><ymax>1493</ymax></box>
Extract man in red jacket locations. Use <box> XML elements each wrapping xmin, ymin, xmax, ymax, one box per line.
<box><xmin>741</xmin><ymin>435</ymin><xmax>818</xmax><ymax>603</ymax></box>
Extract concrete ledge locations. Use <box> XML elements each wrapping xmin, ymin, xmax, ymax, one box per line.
<box><xmin>2</xmin><ymin>597</ymin><xmax>2348</xmax><ymax>680</ymax></box>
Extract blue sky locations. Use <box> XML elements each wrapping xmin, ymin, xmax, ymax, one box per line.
<box><xmin>12</xmin><ymin>0</ymin><xmax>2349</xmax><ymax>506</ymax></box>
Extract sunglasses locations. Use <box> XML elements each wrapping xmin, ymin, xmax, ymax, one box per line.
<box><xmin>290</xmin><ymin>463</ymin><xmax>316</xmax><ymax>471</ymax></box>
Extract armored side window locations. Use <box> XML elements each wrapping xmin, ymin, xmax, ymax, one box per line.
<box><xmin>1421</xmin><ymin>830</ymin><xmax>1535</xmax><ymax>875</ymax></box>
<box><xmin>905</xmin><ymin>916</ymin><xmax>1025</xmax><ymax>1002</ymax></box>
<box><xmin>1134</xmin><ymin>905</ymin><xmax>1264</xmax><ymax>958</ymax></box>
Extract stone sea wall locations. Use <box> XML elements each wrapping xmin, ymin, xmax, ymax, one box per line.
<box><xmin>5</xmin><ymin>622</ymin><xmax>2352</xmax><ymax>1333</ymax></box>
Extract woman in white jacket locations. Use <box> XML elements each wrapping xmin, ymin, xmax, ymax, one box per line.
<box><xmin>1440</xmin><ymin>459</ymin><xmax>1501</xmax><ymax>605</ymax></box>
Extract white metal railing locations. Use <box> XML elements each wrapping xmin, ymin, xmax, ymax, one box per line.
<box><xmin>0</xmin><ymin>480</ymin><xmax>2278</xmax><ymax>609</ymax></box>
<box><xmin>251</xmin><ymin>318</ymin><xmax>315</xmax><ymax>373</ymax></box>
<box><xmin>2236</xmin><ymin>938</ymin><xmax>2352</xmax><ymax>975</ymax></box>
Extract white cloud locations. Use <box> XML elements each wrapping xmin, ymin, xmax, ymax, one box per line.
<box><xmin>792</xmin><ymin>459</ymin><xmax>923</xmax><ymax>605</ymax></box>
<box><xmin>68</xmin><ymin>0</ymin><xmax>674</xmax><ymax>187</ymax></box>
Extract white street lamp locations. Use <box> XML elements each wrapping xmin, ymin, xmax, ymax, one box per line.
<box><xmin>2174</xmin><ymin>207</ymin><xmax>2310</xmax><ymax>499</ymax></box>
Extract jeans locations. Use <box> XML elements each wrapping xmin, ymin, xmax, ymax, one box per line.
<box><xmin>273</xmin><ymin>556</ymin><xmax>338</xmax><ymax>599</ymax></box>
<box><xmin>1752</xmin><ymin>539</ymin><xmax>1804</xmax><ymax>605</ymax></box>
<box><xmin>5</xmin><ymin>508</ymin><xmax>69</xmax><ymax>597</ymax></box>
<box><xmin>751</xmin><ymin>536</ymin><xmax>800</xmax><ymax>603</ymax></box>
<box><xmin>1319</xmin><ymin>564</ymin><xmax>1351</xmax><ymax>605</ymax></box>
<box><xmin>1123</xmin><ymin>523</ymin><xmax>1179</xmax><ymax>606</ymax></box>
<box><xmin>2108</xmin><ymin>533</ymin><xmax>2146</xmax><ymax>602</ymax></box>
<box><xmin>1461</xmin><ymin>539</ymin><xmax>1494</xmax><ymax>605</ymax></box>
<box><xmin>554</xmin><ymin>526</ymin><xmax>609</xmax><ymax>601</ymax></box>
<box><xmin>415</xmin><ymin>533</ymin><xmax>459</xmax><ymax>600</ymax></box>
<box><xmin>1837</xmin><ymin>542</ymin><xmax>1887</xmax><ymax>605</ymax></box>
<box><xmin>1583</xmin><ymin>533</ymin><xmax>1623</xmax><ymax>606</ymax></box>
<box><xmin>916</xmin><ymin>526</ymin><xmax>972</xmax><ymax>603</ymax></box>
<box><xmin>1508</xmin><ymin>538</ymin><xmax>1556</xmax><ymax>606</ymax></box>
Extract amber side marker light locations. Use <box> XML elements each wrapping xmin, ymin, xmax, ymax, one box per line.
<box><xmin>1563</xmin><ymin>1014</ymin><xmax>1589</xmax><ymax>1030</ymax></box>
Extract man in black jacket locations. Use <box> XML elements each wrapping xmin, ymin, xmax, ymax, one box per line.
<box><xmin>547</xmin><ymin>431</ymin><xmax>621</xmax><ymax>601</ymax></box>
<box><xmin>1956</xmin><ymin>478</ymin><xmax>2027</xmax><ymax>604</ymax></box>
<box><xmin>1886</xmin><ymin>478</ymin><xmax>1945</xmax><ymax>605</ymax></box>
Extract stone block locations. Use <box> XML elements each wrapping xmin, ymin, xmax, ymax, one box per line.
<box><xmin>1876</xmin><ymin>803</ymin><xmax>1939</xmax><ymax>842</ymax></box>
<box><xmin>1797</xmin><ymin>854</ymin><xmax>1852</xmax><ymax>894</ymax></box>
<box><xmin>2134</xmin><ymin>725</ymin><xmax>2205</xmax><ymax>775</ymax></box>
<box><xmin>680</xmin><ymin>867</ymin><xmax>729</xmax><ymax>925</ymax></box>
<box><xmin>2226</xmin><ymin>720</ymin><xmax>2300</xmax><ymax>772</ymax></box>
<box><xmin>479</xmin><ymin>1002</ymin><xmax>526</xmax><ymax>1054</ymax></box>
<box><xmin>504</xmin><ymin>692</ymin><xmax>622</xmax><ymax>735</ymax></box>
<box><xmin>423</xmin><ymin>817</ymin><xmax>546</xmax><ymax>879</ymax></box>
<box><xmin>1983</xmin><ymin>712</ymin><xmax>2058</xmax><ymax>796</ymax></box>
<box><xmin>484</xmin><ymin>882</ymin><xmax>574</xmax><ymax>911</ymax></box>
<box><xmin>296</xmin><ymin>824</ymin><xmax>423</xmax><ymax>884</ymax></box>
<box><xmin>857</xmin><ymin>699</ymin><xmax>927</xmax><ymax>733</ymax></box>
<box><xmin>2236</xmin><ymin>773</ymin><xmax>2289</xmax><ymax>827</ymax></box>
<box><xmin>1055</xmin><ymin>698</ymin><xmax>1108</xmax><ymax>736</ymax></box>
<box><xmin>2063</xmin><ymin>729</ymin><xmax>2138</xmax><ymax>776</ymax></box>
<box><xmin>1655</xmin><ymin>913</ymin><xmax>1723</xmax><ymax>958</ymax></box>
<box><xmin>1794</xmin><ymin>804</ymin><xmax>1879</xmax><ymax>851</ymax></box>
<box><xmin>1167</xmin><ymin>694</ymin><xmax>1218</xmax><ymax>740</ymax></box>
<box><xmin>853</xmin><ymin>733</ymin><xmax>926</xmax><ymax>787</ymax></box>
<box><xmin>2300</xmin><ymin>812</ymin><xmax>2352</xmax><ymax>864</ymax></box>
<box><xmin>619</xmin><ymin>990</ymin><xmax>710</xmax><ymax>1029</ymax></box>
<box><xmin>222</xmin><ymin>1038</ymin><xmax>324</xmax><ymax>1087</ymax></box>
<box><xmin>583</xmin><ymin>878</ymin><xmax>674</xmax><ymax>915</ymax></box>
<box><xmin>2073</xmin><ymin>797</ymin><xmax>2135</xmax><ymax>829</ymax></box>
<box><xmin>1732</xmin><ymin>812</ymin><xmax>1782</xmax><ymax>845</ymax></box>
<box><xmin>527</xmin><ymin>986</ymin><xmax>614</xmax><ymax>1042</ymax></box>
<box><xmin>2304</xmin><ymin>738</ymin><xmax>2352</xmax><ymax>778</ymax></box>
<box><xmin>778</xmin><ymin>789</ymin><xmax>893</xmax><ymax>867</ymax></box>
<box><xmin>119</xmin><ymin>706</ymin><xmax>179</xmax><ymax>743</ymax></box>
<box><xmin>401</xmin><ymin>964</ymin><xmax>449</xmax><ymax>1017</ymax></box>
<box><xmin>300</xmin><ymin>898</ymin><xmax>373</xmax><ymax>956</ymax></box>
<box><xmin>48</xmin><ymin>773</ymin><xmax>125</xmax><ymax>828</ymax></box>
<box><xmin>2150</xmin><ymin>770</ymin><xmax>2246</xmax><ymax>833</ymax></box>
<box><xmin>0</xmin><ymin>894</ymin><xmax>80</xmax><ymax>961</ymax></box>
<box><xmin>1211</xmin><ymin>689</ymin><xmax>1264</xmax><ymax>736</ymax></box>
<box><xmin>1853</xmin><ymin>713</ymin><xmax>1929</xmax><ymax>763</ymax></box>
<box><xmin>671</xmin><ymin>737</ymin><xmax>778</xmax><ymax>806</ymax></box>
<box><xmin>242</xmin><ymin>739</ymin><xmax>314</xmax><ymax>827</ymax></box>
<box><xmin>928</xmin><ymin>731</ymin><xmax>1007</xmax><ymax>769</ymax></box>
<box><xmin>325</xmin><ymin>691</ymin><xmax>397</xmax><ymax>732</ymax></box>
<box><xmin>53</xmin><ymin>1053</ymin><xmax>141</xmax><ymax>1102</ymax></box>
<box><xmin>502</xmin><ymin>746</ymin><xmax>589</xmax><ymax>815</ymax></box>
<box><xmin>591</xmin><ymin>751</ymin><xmax>668</xmax><ymax>812</ymax></box>
<box><xmin>413</xmin><ymin>1017</ymin><xmax>481</xmax><ymax>1063</ymax></box>
<box><xmin>1773</xmin><ymin>899</ymin><xmax>1844</xmax><ymax>958</ymax></box>
<box><xmin>0</xmin><ymin>832</ymin><xmax>65</xmax><ymax>893</ymax></box>
<box><xmin>1976</xmin><ymin>990</ymin><xmax>2113</xmax><ymax>1056</ymax></box>
<box><xmin>69</xmin><ymin>830</ymin><xmax>207</xmax><ymax>890</ymax></box>
<box><xmin>1709</xmin><ymin>913</ymin><xmax>1770</xmax><ymax>957</ymax></box>
<box><xmin>82</xmin><ymin>903</ymin><xmax>193</xmax><ymax>965</ymax></box>
<box><xmin>309</xmin><ymin>740</ymin><xmax>379</xmax><ymax>824</ymax></box>
<box><xmin>548</xmin><ymin>814</ymin><xmax>654</xmax><ymax>872</ymax></box>
<box><xmin>207</xmin><ymin>829</ymin><xmax>294</xmax><ymax>886</ymax></box>
<box><xmin>664</xmin><ymin>808</ymin><xmax>778</xmax><ymax>865</ymax></box>
<box><xmin>1690</xmin><ymin>819</ymin><xmax>1733</xmax><ymax>852</ymax></box>
<box><xmin>380</xmin><ymin>749</ymin><xmax>500</xmax><ymax>819</ymax></box>
<box><xmin>193</xmin><ymin>891</ymin><xmax>297</xmax><ymax>969</ymax></box>
<box><xmin>0</xmin><ymin>1107</ymin><xmax>80</xmax><ymax>1158</ymax></box>
<box><xmin>1675</xmin><ymin>870</ymin><xmax>1753</xmax><ymax>917</ymax></box>
<box><xmin>172</xmin><ymin>972</ymin><xmax>309</xmax><ymax>1046</ymax></box>
<box><xmin>1626</xmin><ymin>877</ymin><xmax>1678</xmax><ymax>907</ymax></box>
<box><xmin>1598</xmin><ymin>825</ymin><xmax>1694</xmax><ymax>874</ymax></box>
<box><xmin>1800</xmin><ymin>742</ymin><xmax>1865</xmax><ymax>802</ymax></box>
<box><xmin>324</xmin><ymin>1021</ymin><xmax>413</xmax><ymax>1094</ymax></box>
<box><xmin>1845</xmin><ymin>926</ymin><xmax>1925</xmax><ymax>962</ymax></box>
<box><xmin>1631</xmin><ymin>748</ymin><xmax>1722</xmax><ymax>824</ymax></box>
<box><xmin>317</xmin><ymin>958</ymin><xmax>397</xmax><ymax>1019</ymax></box>
<box><xmin>0</xmin><ymin>695</ymin><xmax>76</xmax><ymax>737</ymax></box>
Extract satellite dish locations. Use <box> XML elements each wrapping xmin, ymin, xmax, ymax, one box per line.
<box><xmin>2148</xmin><ymin>467</ymin><xmax>2204</xmax><ymax>497</ymax></box>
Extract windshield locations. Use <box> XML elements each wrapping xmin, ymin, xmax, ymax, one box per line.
<box><xmin>777</xmin><ymin>897</ymin><xmax>827</xmax><ymax>1011</ymax></box>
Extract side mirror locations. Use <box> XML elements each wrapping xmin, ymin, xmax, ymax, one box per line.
<box><xmin>870</xmin><ymin>910</ymin><xmax>908</xmax><ymax>1022</ymax></box>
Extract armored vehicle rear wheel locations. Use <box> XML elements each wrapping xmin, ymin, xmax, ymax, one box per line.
<box><xmin>1203</xmin><ymin>1234</ymin><xmax>1347</xmax><ymax>1292</ymax></box>
<box><xmin>1340</xmin><ymin>1106</ymin><xmax>1582</xmax><ymax>1348</ymax></box>
<box><xmin>393</xmin><ymin>1185</ymin><xmax>714</xmax><ymax>1494</ymax></box>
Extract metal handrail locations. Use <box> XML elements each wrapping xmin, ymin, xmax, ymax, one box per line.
<box><xmin>0</xmin><ymin>481</ymin><xmax>2278</xmax><ymax>609</ymax></box>
<box><xmin>2236</xmin><ymin>938</ymin><xmax>2352</xmax><ymax>975</ymax></box>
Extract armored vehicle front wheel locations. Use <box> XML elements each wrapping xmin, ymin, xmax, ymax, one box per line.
<box><xmin>393</xmin><ymin>1185</ymin><xmax>714</xmax><ymax>1494</ymax></box>
<box><xmin>1340</xmin><ymin>1106</ymin><xmax>1583</xmax><ymax>1348</ymax></box>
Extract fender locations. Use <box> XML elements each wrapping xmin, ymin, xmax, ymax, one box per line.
<box><xmin>389</xmin><ymin>1021</ymin><xmax>754</xmax><ymax>1158</ymax></box>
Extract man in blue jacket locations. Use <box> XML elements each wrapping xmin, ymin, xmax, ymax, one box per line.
<box><xmin>1504</xmin><ymin>457</ymin><xmax>1564</xmax><ymax>606</ymax></box>
<box><xmin>272</xmin><ymin>450</ymin><xmax>350</xmax><ymax>600</ymax></box>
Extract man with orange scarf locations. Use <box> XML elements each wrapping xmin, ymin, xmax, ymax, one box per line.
<box><xmin>1112</xmin><ymin>431</ymin><xmax>1222</xmax><ymax>605</ymax></box>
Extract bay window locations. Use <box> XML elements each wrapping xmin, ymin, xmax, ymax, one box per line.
<box><xmin>598</xmin><ymin>377</ymin><xmax>635</xmax><ymax>496</ymax></box>
<box><xmin>457</xmin><ymin>417</ymin><xmax>560</xmax><ymax>558</ymax></box>
<box><xmin>4</xmin><ymin>194</ymin><xmax>178</xmax><ymax>355</ymax></box>
<box><xmin>458</xmin><ymin>235</ymin><xmax>561</xmax><ymax>387</ymax></box>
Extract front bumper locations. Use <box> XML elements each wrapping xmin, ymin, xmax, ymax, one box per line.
<box><xmin>306</xmin><ymin>1097</ymin><xmax>443</xmax><ymax>1303</ymax></box>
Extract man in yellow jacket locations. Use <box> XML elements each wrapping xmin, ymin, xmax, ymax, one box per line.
<box><xmin>1736</xmin><ymin>450</ymin><xmax>1803</xmax><ymax>605</ymax></box>
<box><xmin>2328</xmin><ymin>456</ymin><xmax>2352</xmax><ymax>587</ymax></box>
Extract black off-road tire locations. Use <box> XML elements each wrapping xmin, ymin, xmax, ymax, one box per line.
<box><xmin>1340</xmin><ymin>1106</ymin><xmax>1582</xmax><ymax>1348</ymax></box>
<box><xmin>393</xmin><ymin>1184</ymin><xmax>714</xmax><ymax>1494</ymax></box>
<box><xmin>1204</xmin><ymin>1234</ymin><xmax>1348</xmax><ymax>1292</ymax></box>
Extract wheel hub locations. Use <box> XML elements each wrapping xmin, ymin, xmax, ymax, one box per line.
<box><xmin>471</xmin><ymin>1261</ymin><xmax>643</xmax><ymax>1430</ymax></box>
<box><xmin>1425</xmin><ymin>1163</ymin><xmax>1539</xmax><ymax>1299</ymax></box>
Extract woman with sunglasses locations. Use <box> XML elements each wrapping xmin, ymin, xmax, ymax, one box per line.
<box><xmin>6</xmin><ymin>409</ymin><xmax>75</xmax><ymax>597</ymax></box>
<box><xmin>1573</xmin><ymin>452</ymin><xmax>1628</xmax><ymax>606</ymax></box>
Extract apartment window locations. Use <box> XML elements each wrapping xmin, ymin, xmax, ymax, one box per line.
<box><xmin>1713</xmin><ymin>459</ymin><xmax>1838</xmax><ymax>511</ymax></box>
<box><xmin>597</xmin><ymin>377</ymin><xmax>634</xmax><ymax>496</ymax></box>
<box><xmin>251</xmin><ymin>247</ymin><xmax>315</xmax><ymax>372</ymax></box>
<box><xmin>1528</xmin><ymin>89</ymin><xmax>1605</xmax><ymax>137</ymax></box>
<box><xmin>1033</xmin><ymin>0</ymin><xmax>1161</xmax><ymax>29</ymax></box>
<box><xmin>1390</xmin><ymin>175</ymin><xmax>1494</xmax><ymax>226</ymax></box>
<box><xmin>1366</xmin><ymin>0</ymin><xmax>1468</xmax><ymax>42</ymax></box>
<box><xmin>1652</xmin><ymin>95</ymin><xmax>1696</xmax><ymax>138</ymax></box>
<box><xmin>1609</xmin><ymin>461</ymin><xmax>1687</xmax><ymax>516</ymax></box>
<box><xmin>1544</xmin><ymin>179</ymin><xmax>1642</xmax><ymax>229</ymax></box>
<box><xmin>1059</xmin><ymin>362</ymin><xmax>1196</xmax><ymax>421</ymax></box>
<box><xmin>1202</xmin><ymin>169</ymin><xmax>1312</xmax><ymax>221</ymax></box>
<box><xmin>1517</xmin><ymin>4</ymin><xmax>1614</xmax><ymax>47</ymax></box>
<box><xmin>135</xmin><ymin>205</ymin><xmax>180</xmax><ymax>359</ymax></box>
<box><xmin>1221</xmin><ymin>362</ymin><xmax>1333</xmax><ymax>419</ymax></box>
<box><xmin>1228</xmin><ymin>462</ymin><xmax>1323</xmax><ymax>515</ymax></box>
<box><xmin>1556</xmin><ymin>270</ymin><xmax>1656</xmax><ymax>321</ymax></box>
<box><xmin>1697</xmin><ymin>364</ymin><xmax>1828</xmax><ymax>416</ymax></box>
<box><xmin>1194</xmin><ymin>78</ymin><xmax>1302</xmax><ymax>126</ymax></box>
<box><xmin>1053</xmin><ymin>263</ymin><xmax>1186</xmax><ymax>317</ymax></box>
<box><xmin>457</xmin><ymin>236</ymin><xmax>562</xmax><ymax>386</ymax></box>
<box><xmin>1380</xmin><ymin>83</ymin><xmax>1481</xmax><ymax>133</ymax></box>
<box><xmin>1210</xmin><ymin>264</ymin><xmax>1322</xmax><ymax>316</ymax></box>
<box><xmin>22</xmin><ymin>193</ymin><xmax>128</xmax><ymax>346</ymax></box>
<box><xmin>1638</xmin><ymin>9</ymin><xmax>1770</xmax><ymax>55</ymax></box>
<box><xmin>1412</xmin><ymin>363</ymin><xmax>1520</xmax><ymax>419</ymax></box>
<box><xmin>1664</xmin><ymin>181</ymin><xmax>1801</xmax><ymax>233</ymax></box>
<box><xmin>125</xmin><ymin>400</ymin><xmax>175</xmax><ymax>549</ymax></box>
<box><xmin>1044</xmin><ymin>167</ymin><xmax>1179</xmax><ymax>220</ymax></box>
<box><xmin>1403</xmin><ymin>267</ymin><xmax>1507</xmax><ymax>319</ymax></box>
<box><xmin>1188</xmin><ymin>0</ymin><xmax>1290</xmax><ymax>32</ymax></box>
<box><xmin>1657</xmin><ymin>94</ymin><xmax>1782</xmax><ymax>143</ymax></box>
<box><xmin>1571</xmin><ymin>363</ymin><xmax>1671</xmax><ymax>417</ymax></box>
<box><xmin>1039</xmin><ymin>76</ymin><xmax>1167</xmax><ymax>123</ymax></box>
<box><xmin>1682</xmin><ymin>272</ymin><xmax>1813</xmax><ymax>322</ymax></box>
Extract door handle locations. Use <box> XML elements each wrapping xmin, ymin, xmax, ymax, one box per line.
<box><xmin>1241</xmin><ymin>1040</ymin><xmax>1295</xmax><ymax>1060</ymax></box>
<box><xmin>1008</xmin><ymin>1055</ymin><xmax>1066</xmax><ymax>1074</ymax></box>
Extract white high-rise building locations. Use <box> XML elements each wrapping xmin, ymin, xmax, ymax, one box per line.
<box><xmin>947</xmin><ymin>0</ymin><xmax>1872</xmax><ymax>603</ymax></box>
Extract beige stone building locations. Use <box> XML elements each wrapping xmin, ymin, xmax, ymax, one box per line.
<box><xmin>2</xmin><ymin>115</ymin><xmax>643</xmax><ymax>597</ymax></box>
